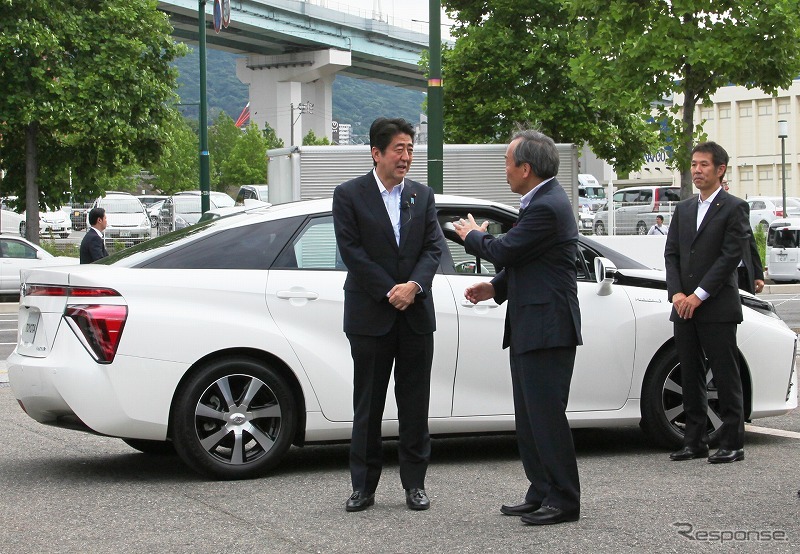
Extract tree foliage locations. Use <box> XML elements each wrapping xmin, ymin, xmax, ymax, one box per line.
<box><xmin>208</xmin><ymin>112</ymin><xmax>242</xmax><ymax>191</ymax></box>
<box><xmin>149</xmin><ymin>113</ymin><xmax>200</xmax><ymax>194</ymax></box>
<box><xmin>438</xmin><ymin>0</ymin><xmax>658</xmax><ymax>175</ymax></box>
<box><xmin>565</xmin><ymin>0</ymin><xmax>800</xmax><ymax>197</ymax></box>
<box><xmin>220</xmin><ymin>123</ymin><xmax>269</xmax><ymax>187</ymax></box>
<box><xmin>0</xmin><ymin>0</ymin><xmax>186</xmax><ymax>241</ymax></box>
<box><xmin>302</xmin><ymin>130</ymin><xmax>331</xmax><ymax>146</ymax></box>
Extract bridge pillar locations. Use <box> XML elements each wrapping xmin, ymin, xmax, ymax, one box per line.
<box><xmin>236</xmin><ymin>49</ymin><xmax>351</xmax><ymax>146</ymax></box>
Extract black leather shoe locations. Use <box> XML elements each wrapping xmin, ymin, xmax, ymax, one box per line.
<box><xmin>521</xmin><ymin>505</ymin><xmax>580</xmax><ymax>526</ymax></box>
<box><xmin>405</xmin><ymin>488</ymin><xmax>430</xmax><ymax>511</ymax></box>
<box><xmin>500</xmin><ymin>501</ymin><xmax>542</xmax><ymax>516</ymax></box>
<box><xmin>345</xmin><ymin>491</ymin><xmax>375</xmax><ymax>512</ymax></box>
<box><xmin>708</xmin><ymin>448</ymin><xmax>744</xmax><ymax>464</ymax></box>
<box><xmin>669</xmin><ymin>445</ymin><xmax>709</xmax><ymax>461</ymax></box>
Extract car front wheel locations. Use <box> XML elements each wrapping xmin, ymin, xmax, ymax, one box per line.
<box><xmin>594</xmin><ymin>221</ymin><xmax>605</xmax><ymax>235</ymax></box>
<box><xmin>640</xmin><ymin>347</ymin><xmax>725</xmax><ymax>449</ymax></box>
<box><xmin>171</xmin><ymin>357</ymin><xmax>296</xmax><ymax>480</ymax></box>
<box><xmin>636</xmin><ymin>221</ymin><xmax>648</xmax><ymax>235</ymax></box>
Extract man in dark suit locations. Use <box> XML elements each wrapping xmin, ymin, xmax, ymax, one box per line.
<box><xmin>665</xmin><ymin>141</ymin><xmax>750</xmax><ymax>464</ymax></box>
<box><xmin>79</xmin><ymin>207</ymin><xmax>108</xmax><ymax>264</ymax></box>
<box><xmin>332</xmin><ymin>117</ymin><xmax>442</xmax><ymax>512</ymax></box>
<box><xmin>739</xmin><ymin>232</ymin><xmax>765</xmax><ymax>294</ymax></box>
<box><xmin>453</xmin><ymin>130</ymin><xmax>582</xmax><ymax>526</ymax></box>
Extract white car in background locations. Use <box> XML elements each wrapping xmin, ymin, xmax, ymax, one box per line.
<box><xmin>8</xmin><ymin>196</ymin><xmax>797</xmax><ymax>480</ymax></box>
<box><xmin>747</xmin><ymin>196</ymin><xmax>800</xmax><ymax>231</ymax></box>
<box><xmin>0</xmin><ymin>235</ymin><xmax>78</xmax><ymax>295</ymax></box>
<box><xmin>90</xmin><ymin>192</ymin><xmax>151</xmax><ymax>246</ymax></box>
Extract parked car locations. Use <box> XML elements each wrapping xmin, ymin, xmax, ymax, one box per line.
<box><xmin>235</xmin><ymin>184</ymin><xmax>269</xmax><ymax>205</ymax></box>
<box><xmin>89</xmin><ymin>192</ymin><xmax>151</xmax><ymax>246</ymax></box>
<box><xmin>746</xmin><ymin>196</ymin><xmax>800</xmax><ymax>231</ymax></box>
<box><xmin>0</xmin><ymin>235</ymin><xmax>78</xmax><ymax>295</ymax></box>
<box><xmin>765</xmin><ymin>218</ymin><xmax>800</xmax><ymax>282</ymax></box>
<box><xmin>175</xmin><ymin>190</ymin><xmax>235</xmax><ymax>208</ymax></box>
<box><xmin>35</xmin><ymin>207</ymin><xmax>73</xmax><ymax>239</ymax></box>
<box><xmin>593</xmin><ymin>186</ymin><xmax>681</xmax><ymax>235</ymax></box>
<box><xmin>8</xmin><ymin>196</ymin><xmax>796</xmax><ymax>480</ymax></box>
<box><xmin>147</xmin><ymin>200</ymin><xmax>165</xmax><ymax>228</ymax></box>
<box><xmin>158</xmin><ymin>195</ymin><xmax>219</xmax><ymax>233</ymax></box>
<box><xmin>0</xmin><ymin>209</ymin><xmax>25</xmax><ymax>236</ymax></box>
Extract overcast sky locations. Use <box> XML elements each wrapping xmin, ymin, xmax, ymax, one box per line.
<box><xmin>310</xmin><ymin>0</ymin><xmax>455</xmax><ymax>36</ymax></box>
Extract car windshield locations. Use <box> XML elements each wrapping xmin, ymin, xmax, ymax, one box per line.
<box><xmin>102</xmin><ymin>197</ymin><xmax>144</xmax><ymax>213</ymax></box>
<box><xmin>174</xmin><ymin>197</ymin><xmax>203</xmax><ymax>214</ymax></box>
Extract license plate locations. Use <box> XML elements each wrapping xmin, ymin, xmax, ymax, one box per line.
<box><xmin>120</xmin><ymin>231</ymin><xmax>131</xmax><ymax>237</ymax></box>
<box><xmin>21</xmin><ymin>312</ymin><xmax>40</xmax><ymax>344</ymax></box>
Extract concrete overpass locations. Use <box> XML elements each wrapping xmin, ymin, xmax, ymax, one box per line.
<box><xmin>158</xmin><ymin>0</ymin><xmax>430</xmax><ymax>144</ymax></box>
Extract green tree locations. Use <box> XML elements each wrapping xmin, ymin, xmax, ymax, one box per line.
<box><xmin>0</xmin><ymin>0</ymin><xmax>186</xmax><ymax>242</ymax></box>
<box><xmin>437</xmin><ymin>0</ymin><xmax>657</xmax><ymax>175</ymax></box>
<box><xmin>149</xmin><ymin>113</ymin><xmax>199</xmax><ymax>194</ymax></box>
<box><xmin>263</xmin><ymin>123</ymin><xmax>284</xmax><ymax>150</ymax></box>
<box><xmin>220</xmin><ymin>123</ymin><xmax>268</xmax><ymax>186</ymax></box>
<box><xmin>566</xmin><ymin>0</ymin><xmax>800</xmax><ymax>197</ymax></box>
<box><xmin>208</xmin><ymin>112</ymin><xmax>242</xmax><ymax>191</ymax></box>
<box><xmin>302</xmin><ymin>129</ymin><xmax>331</xmax><ymax>146</ymax></box>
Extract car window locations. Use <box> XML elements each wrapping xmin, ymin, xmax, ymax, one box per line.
<box><xmin>135</xmin><ymin>218</ymin><xmax>301</xmax><ymax>269</ymax></box>
<box><xmin>660</xmin><ymin>189</ymin><xmax>681</xmax><ymax>202</ymax></box>
<box><xmin>437</xmin><ymin>210</ymin><xmax>514</xmax><ymax>275</ymax></box>
<box><xmin>273</xmin><ymin>215</ymin><xmax>343</xmax><ymax>270</ymax></box>
<box><xmin>100</xmin><ymin>197</ymin><xmax>144</xmax><ymax>214</ymax></box>
<box><xmin>750</xmin><ymin>201</ymin><xmax>766</xmax><ymax>210</ymax></box>
<box><xmin>1</xmin><ymin>239</ymin><xmax>37</xmax><ymax>259</ymax></box>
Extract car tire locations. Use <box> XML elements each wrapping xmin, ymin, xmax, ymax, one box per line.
<box><xmin>594</xmin><ymin>221</ymin><xmax>605</xmax><ymax>235</ymax></box>
<box><xmin>19</xmin><ymin>221</ymin><xmax>25</xmax><ymax>238</ymax></box>
<box><xmin>758</xmin><ymin>220</ymin><xmax>769</xmax><ymax>231</ymax></box>
<box><xmin>122</xmin><ymin>438</ymin><xmax>176</xmax><ymax>456</ymax></box>
<box><xmin>636</xmin><ymin>221</ymin><xmax>647</xmax><ymax>235</ymax></box>
<box><xmin>150</xmin><ymin>215</ymin><xmax>158</xmax><ymax>228</ymax></box>
<box><xmin>640</xmin><ymin>346</ymin><xmax>724</xmax><ymax>449</ymax></box>
<box><xmin>171</xmin><ymin>357</ymin><xmax>297</xmax><ymax>480</ymax></box>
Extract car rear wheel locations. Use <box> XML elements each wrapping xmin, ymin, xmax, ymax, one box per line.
<box><xmin>640</xmin><ymin>346</ymin><xmax>724</xmax><ymax>449</ymax></box>
<box><xmin>122</xmin><ymin>438</ymin><xmax>176</xmax><ymax>455</ymax></box>
<box><xmin>636</xmin><ymin>221</ymin><xmax>647</xmax><ymax>235</ymax></box>
<box><xmin>171</xmin><ymin>357</ymin><xmax>296</xmax><ymax>480</ymax></box>
<box><xmin>594</xmin><ymin>221</ymin><xmax>605</xmax><ymax>235</ymax></box>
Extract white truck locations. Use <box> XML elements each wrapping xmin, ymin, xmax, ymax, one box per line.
<box><xmin>266</xmin><ymin>143</ymin><xmax>580</xmax><ymax>216</ymax></box>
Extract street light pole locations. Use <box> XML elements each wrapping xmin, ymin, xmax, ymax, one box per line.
<box><xmin>198</xmin><ymin>1</ymin><xmax>211</xmax><ymax>214</ymax></box>
<box><xmin>779</xmin><ymin>120</ymin><xmax>788</xmax><ymax>220</ymax></box>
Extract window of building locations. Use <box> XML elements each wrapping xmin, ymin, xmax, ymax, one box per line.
<box><xmin>757</xmin><ymin>101</ymin><xmax>772</xmax><ymax>116</ymax></box>
<box><xmin>739</xmin><ymin>169</ymin><xmax>753</xmax><ymax>181</ymax></box>
<box><xmin>701</xmin><ymin>106</ymin><xmax>714</xmax><ymax>120</ymax></box>
<box><xmin>777</xmin><ymin>166</ymin><xmax>792</xmax><ymax>182</ymax></box>
<box><xmin>719</xmin><ymin>108</ymin><xmax>731</xmax><ymax>119</ymax></box>
<box><xmin>739</xmin><ymin>106</ymin><xmax>752</xmax><ymax>117</ymax></box>
<box><xmin>758</xmin><ymin>167</ymin><xmax>772</xmax><ymax>181</ymax></box>
<box><xmin>777</xmin><ymin>100</ymin><xmax>790</xmax><ymax>114</ymax></box>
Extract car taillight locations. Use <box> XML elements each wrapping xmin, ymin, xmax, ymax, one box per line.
<box><xmin>65</xmin><ymin>304</ymin><xmax>127</xmax><ymax>364</ymax></box>
<box><xmin>775</xmin><ymin>209</ymin><xmax>784</xmax><ymax>217</ymax></box>
<box><xmin>25</xmin><ymin>285</ymin><xmax>120</xmax><ymax>298</ymax></box>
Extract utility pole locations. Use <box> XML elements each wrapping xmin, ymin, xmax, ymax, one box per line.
<box><xmin>290</xmin><ymin>101</ymin><xmax>314</xmax><ymax>146</ymax></box>
<box><xmin>427</xmin><ymin>0</ymin><xmax>443</xmax><ymax>194</ymax></box>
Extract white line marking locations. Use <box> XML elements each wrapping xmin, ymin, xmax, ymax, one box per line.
<box><xmin>745</xmin><ymin>423</ymin><xmax>800</xmax><ymax>439</ymax></box>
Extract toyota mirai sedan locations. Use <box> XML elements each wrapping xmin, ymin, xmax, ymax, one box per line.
<box><xmin>8</xmin><ymin>196</ymin><xmax>797</xmax><ymax>480</ymax></box>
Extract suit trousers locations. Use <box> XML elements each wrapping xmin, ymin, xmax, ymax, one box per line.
<box><xmin>674</xmin><ymin>320</ymin><xmax>744</xmax><ymax>450</ymax></box>
<box><xmin>510</xmin><ymin>346</ymin><xmax>580</xmax><ymax>511</ymax></box>
<box><xmin>347</xmin><ymin>314</ymin><xmax>433</xmax><ymax>494</ymax></box>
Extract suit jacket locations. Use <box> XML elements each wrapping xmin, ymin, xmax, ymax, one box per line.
<box><xmin>664</xmin><ymin>188</ymin><xmax>749</xmax><ymax>323</ymax></box>
<box><xmin>464</xmin><ymin>179</ymin><xmax>582</xmax><ymax>354</ymax></box>
<box><xmin>332</xmin><ymin>172</ymin><xmax>443</xmax><ymax>336</ymax></box>
<box><xmin>79</xmin><ymin>228</ymin><xmax>108</xmax><ymax>264</ymax></box>
<box><xmin>739</xmin><ymin>231</ymin><xmax>764</xmax><ymax>294</ymax></box>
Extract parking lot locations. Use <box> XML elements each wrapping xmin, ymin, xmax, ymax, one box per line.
<box><xmin>0</xmin><ymin>301</ymin><xmax>798</xmax><ymax>552</ymax></box>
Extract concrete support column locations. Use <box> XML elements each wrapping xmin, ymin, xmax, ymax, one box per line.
<box><xmin>236</xmin><ymin>49</ymin><xmax>351</xmax><ymax>146</ymax></box>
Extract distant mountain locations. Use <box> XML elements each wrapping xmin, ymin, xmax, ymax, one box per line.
<box><xmin>173</xmin><ymin>47</ymin><xmax>425</xmax><ymax>140</ymax></box>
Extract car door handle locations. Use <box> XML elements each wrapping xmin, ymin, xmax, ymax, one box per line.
<box><xmin>277</xmin><ymin>289</ymin><xmax>319</xmax><ymax>300</ymax></box>
<box><xmin>460</xmin><ymin>300</ymin><xmax>499</xmax><ymax>308</ymax></box>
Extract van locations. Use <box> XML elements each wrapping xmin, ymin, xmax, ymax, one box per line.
<box><xmin>593</xmin><ymin>185</ymin><xmax>680</xmax><ymax>235</ymax></box>
<box><xmin>766</xmin><ymin>218</ymin><xmax>800</xmax><ymax>282</ymax></box>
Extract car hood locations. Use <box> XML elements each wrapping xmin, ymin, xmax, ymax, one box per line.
<box><xmin>107</xmin><ymin>213</ymin><xmax>148</xmax><ymax>228</ymax></box>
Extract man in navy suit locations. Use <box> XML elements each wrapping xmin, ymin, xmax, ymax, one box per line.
<box><xmin>79</xmin><ymin>207</ymin><xmax>108</xmax><ymax>264</ymax></box>
<box><xmin>665</xmin><ymin>142</ymin><xmax>750</xmax><ymax>464</ymax></box>
<box><xmin>332</xmin><ymin>118</ymin><xmax>442</xmax><ymax>512</ymax></box>
<box><xmin>454</xmin><ymin>130</ymin><xmax>582</xmax><ymax>525</ymax></box>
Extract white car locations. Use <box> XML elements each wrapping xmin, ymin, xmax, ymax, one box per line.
<box><xmin>90</xmin><ymin>192</ymin><xmax>151</xmax><ymax>246</ymax></box>
<box><xmin>0</xmin><ymin>235</ymin><xmax>78</xmax><ymax>295</ymax></box>
<box><xmin>8</xmin><ymin>196</ymin><xmax>797</xmax><ymax>479</ymax></box>
<box><xmin>37</xmin><ymin>207</ymin><xmax>73</xmax><ymax>239</ymax></box>
<box><xmin>0</xmin><ymin>209</ymin><xmax>25</xmax><ymax>236</ymax></box>
<box><xmin>747</xmin><ymin>196</ymin><xmax>800</xmax><ymax>231</ymax></box>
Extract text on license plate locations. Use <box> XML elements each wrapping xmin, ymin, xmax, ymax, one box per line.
<box><xmin>21</xmin><ymin>312</ymin><xmax>40</xmax><ymax>344</ymax></box>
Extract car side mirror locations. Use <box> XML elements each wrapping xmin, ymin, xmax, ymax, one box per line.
<box><xmin>594</xmin><ymin>257</ymin><xmax>617</xmax><ymax>296</ymax></box>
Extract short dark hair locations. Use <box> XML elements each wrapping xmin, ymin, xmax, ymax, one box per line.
<box><xmin>691</xmin><ymin>141</ymin><xmax>729</xmax><ymax>178</ymax></box>
<box><xmin>369</xmin><ymin>117</ymin><xmax>415</xmax><ymax>166</ymax></box>
<box><xmin>656</xmin><ymin>214</ymin><xmax>664</xmax><ymax>222</ymax></box>
<box><xmin>88</xmin><ymin>207</ymin><xmax>106</xmax><ymax>226</ymax></box>
<box><xmin>510</xmin><ymin>130</ymin><xmax>560</xmax><ymax>179</ymax></box>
